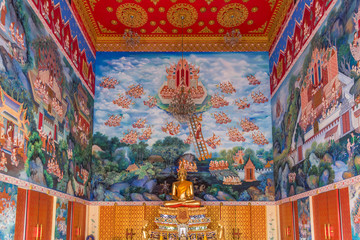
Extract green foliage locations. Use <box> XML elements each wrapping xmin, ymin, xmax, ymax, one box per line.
<box><xmin>151</xmin><ymin>137</ymin><xmax>190</xmax><ymax>166</ymax></box>
<box><xmin>14</xmin><ymin>0</ymin><xmax>34</xmax><ymax>70</ymax></box>
<box><xmin>104</xmin><ymin>161</ymin><xmax>120</xmax><ymax>173</ymax></box>
<box><xmin>136</xmin><ymin>162</ymin><xmax>159</xmax><ymax>179</ymax></box>
<box><xmin>302</xmin><ymin>159</ymin><xmax>311</xmax><ymax>174</ymax></box>
<box><xmin>309</xmin><ymin>165</ymin><xmax>319</xmax><ymax>176</ymax></box>
<box><xmin>130</xmin><ymin>141</ymin><xmax>150</xmax><ymax>164</ymax></box>
<box><xmin>24</xmin><ymin>158</ymin><xmax>30</xmax><ymax>176</ymax></box>
<box><xmin>93</xmin><ymin>132</ymin><xmax>110</xmax><ymax>151</ymax></box>
<box><xmin>314</xmin><ymin>143</ymin><xmax>328</xmax><ymax>159</ymax></box>
<box><xmin>27</xmin><ymin>131</ymin><xmax>45</xmax><ymax>166</ymax></box>
<box><xmin>242</xmin><ymin>148</ymin><xmax>264</xmax><ymax>169</ymax></box>
<box><xmin>44</xmin><ymin>171</ymin><xmax>54</xmax><ymax>188</ymax></box>
<box><xmin>103</xmin><ymin>171</ymin><xmax>133</xmax><ymax>186</ymax></box>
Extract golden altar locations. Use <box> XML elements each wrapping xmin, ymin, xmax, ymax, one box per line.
<box><xmin>149</xmin><ymin>206</ymin><xmax>216</xmax><ymax>239</ymax></box>
<box><xmin>146</xmin><ymin>164</ymin><xmax>217</xmax><ymax>240</ymax></box>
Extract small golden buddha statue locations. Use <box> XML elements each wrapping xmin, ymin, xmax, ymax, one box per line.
<box><xmin>217</xmin><ymin>220</ymin><xmax>225</xmax><ymax>240</ymax></box>
<box><xmin>164</xmin><ymin>164</ymin><xmax>201</xmax><ymax>207</ymax></box>
<box><xmin>141</xmin><ymin>220</ymin><xmax>149</xmax><ymax>240</ymax></box>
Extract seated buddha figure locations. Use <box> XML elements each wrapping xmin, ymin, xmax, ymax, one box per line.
<box><xmin>164</xmin><ymin>164</ymin><xmax>201</xmax><ymax>207</ymax></box>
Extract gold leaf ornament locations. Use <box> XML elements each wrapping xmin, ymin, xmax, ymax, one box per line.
<box><xmin>217</xmin><ymin>3</ymin><xmax>249</xmax><ymax>27</ymax></box>
<box><xmin>167</xmin><ymin>3</ymin><xmax>198</xmax><ymax>28</ymax></box>
<box><xmin>116</xmin><ymin>3</ymin><xmax>148</xmax><ymax>28</ymax></box>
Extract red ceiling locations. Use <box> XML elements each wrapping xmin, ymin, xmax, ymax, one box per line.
<box><xmin>73</xmin><ymin>0</ymin><xmax>292</xmax><ymax>51</ymax></box>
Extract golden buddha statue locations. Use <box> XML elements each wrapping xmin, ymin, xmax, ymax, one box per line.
<box><xmin>164</xmin><ymin>164</ymin><xmax>201</xmax><ymax>207</ymax></box>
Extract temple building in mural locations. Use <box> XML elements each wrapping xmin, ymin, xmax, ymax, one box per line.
<box><xmin>270</xmin><ymin>0</ymin><xmax>360</xmax><ymax>208</ymax></box>
<box><xmin>287</xmin><ymin>46</ymin><xmax>355</xmax><ymax>164</ymax></box>
<box><xmin>0</xmin><ymin>87</ymin><xmax>30</xmax><ymax>169</ymax></box>
<box><xmin>0</xmin><ymin>0</ymin><xmax>93</xmax><ymax>200</ymax></box>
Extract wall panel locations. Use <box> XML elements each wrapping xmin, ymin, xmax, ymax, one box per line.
<box><xmin>98</xmin><ymin>205</ymin><xmax>267</xmax><ymax>240</ymax></box>
<box><xmin>14</xmin><ymin>188</ymin><xmax>27</xmax><ymax>240</ymax></box>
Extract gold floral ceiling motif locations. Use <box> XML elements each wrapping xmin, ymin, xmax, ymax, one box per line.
<box><xmin>167</xmin><ymin>3</ymin><xmax>198</xmax><ymax>28</ymax></box>
<box><xmin>71</xmin><ymin>0</ymin><xmax>293</xmax><ymax>52</ymax></box>
<box><xmin>116</xmin><ymin>3</ymin><xmax>148</xmax><ymax>28</ymax></box>
<box><xmin>217</xmin><ymin>3</ymin><xmax>249</xmax><ymax>28</ymax></box>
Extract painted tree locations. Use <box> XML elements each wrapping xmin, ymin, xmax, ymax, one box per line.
<box><xmin>151</xmin><ymin>137</ymin><xmax>190</xmax><ymax>167</ymax></box>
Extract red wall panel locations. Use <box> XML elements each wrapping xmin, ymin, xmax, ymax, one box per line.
<box><xmin>14</xmin><ymin>188</ymin><xmax>27</xmax><ymax>240</ymax></box>
<box><xmin>313</xmin><ymin>190</ymin><xmax>342</xmax><ymax>240</ymax></box>
<box><xmin>25</xmin><ymin>191</ymin><xmax>54</xmax><ymax>240</ymax></box>
<box><xmin>280</xmin><ymin>202</ymin><xmax>295</xmax><ymax>240</ymax></box>
<box><xmin>71</xmin><ymin>202</ymin><xmax>87</xmax><ymax>240</ymax></box>
<box><xmin>340</xmin><ymin>187</ymin><xmax>352</xmax><ymax>240</ymax></box>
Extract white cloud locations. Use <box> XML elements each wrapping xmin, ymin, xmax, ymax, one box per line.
<box><xmin>93</xmin><ymin>52</ymin><xmax>273</xmax><ymax>151</ymax></box>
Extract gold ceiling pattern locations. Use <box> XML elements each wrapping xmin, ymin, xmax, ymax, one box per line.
<box><xmin>167</xmin><ymin>3</ymin><xmax>198</xmax><ymax>28</ymax></box>
<box><xmin>72</xmin><ymin>0</ymin><xmax>293</xmax><ymax>52</ymax></box>
<box><xmin>217</xmin><ymin>3</ymin><xmax>249</xmax><ymax>28</ymax></box>
<box><xmin>116</xmin><ymin>3</ymin><xmax>148</xmax><ymax>28</ymax></box>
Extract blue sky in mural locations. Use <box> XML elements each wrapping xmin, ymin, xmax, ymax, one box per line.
<box><xmin>94</xmin><ymin>52</ymin><xmax>272</xmax><ymax>153</ymax></box>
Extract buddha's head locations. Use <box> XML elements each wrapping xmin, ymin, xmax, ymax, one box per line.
<box><xmin>177</xmin><ymin>165</ymin><xmax>187</xmax><ymax>181</ymax></box>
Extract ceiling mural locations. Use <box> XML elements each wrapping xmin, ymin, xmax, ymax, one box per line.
<box><xmin>71</xmin><ymin>0</ymin><xmax>293</xmax><ymax>51</ymax></box>
<box><xmin>92</xmin><ymin>52</ymin><xmax>275</xmax><ymax>201</ymax></box>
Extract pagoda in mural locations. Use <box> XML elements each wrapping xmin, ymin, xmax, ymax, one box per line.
<box><xmin>299</xmin><ymin>47</ymin><xmax>342</xmax><ymax>140</ymax></box>
<box><xmin>158</xmin><ymin>58</ymin><xmax>207</xmax><ymax>104</ymax></box>
<box><xmin>158</xmin><ymin>58</ymin><xmax>211</xmax><ymax>160</ymax></box>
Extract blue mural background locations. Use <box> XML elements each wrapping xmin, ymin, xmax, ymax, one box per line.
<box><xmin>92</xmin><ymin>52</ymin><xmax>275</xmax><ymax>201</ymax></box>
<box><xmin>55</xmin><ymin>198</ymin><xmax>68</xmax><ymax>240</ymax></box>
<box><xmin>0</xmin><ymin>0</ymin><xmax>93</xmax><ymax>199</ymax></box>
<box><xmin>0</xmin><ymin>182</ymin><xmax>17</xmax><ymax>240</ymax></box>
<box><xmin>297</xmin><ymin>197</ymin><xmax>312</xmax><ymax>239</ymax></box>
<box><xmin>271</xmin><ymin>0</ymin><xmax>360</xmax><ymax>200</ymax></box>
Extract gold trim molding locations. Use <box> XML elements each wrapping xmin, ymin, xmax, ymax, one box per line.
<box><xmin>96</xmin><ymin>38</ymin><xmax>269</xmax><ymax>52</ymax></box>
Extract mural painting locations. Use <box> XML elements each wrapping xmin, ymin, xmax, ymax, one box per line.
<box><xmin>0</xmin><ymin>182</ymin><xmax>17</xmax><ymax>240</ymax></box>
<box><xmin>297</xmin><ymin>197</ymin><xmax>311</xmax><ymax>239</ymax></box>
<box><xmin>55</xmin><ymin>198</ymin><xmax>68</xmax><ymax>240</ymax></box>
<box><xmin>92</xmin><ymin>52</ymin><xmax>274</xmax><ymax>201</ymax></box>
<box><xmin>350</xmin><ymin>183</ymin><xmax>360</xmax><ymax>239</ymax></box>
<box><xmin>0</xmin><ymin>0</ymin><xmax>93</xmax><ymax>199</ymax></box>
<box><xmin>271</xmin><ymin>0</ymin><xmax>360</xmax><ymax>200</ymax></box>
